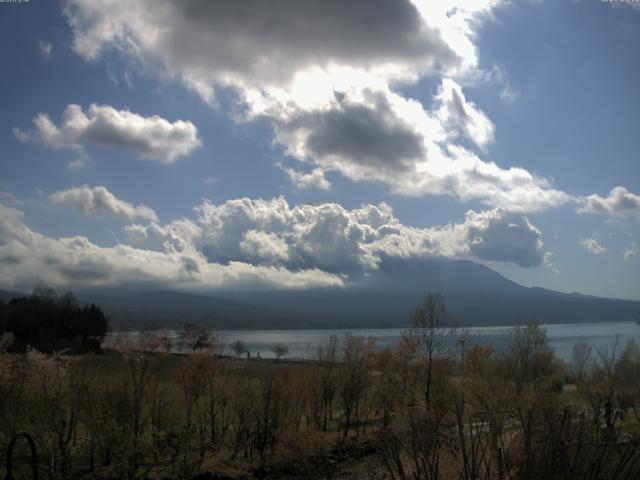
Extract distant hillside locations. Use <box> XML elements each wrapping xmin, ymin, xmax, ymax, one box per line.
<box><xmin>68</xmin><ymin>257</ymin><xmax>640</xmax><ymax>330</ymax></box>
<box><xmin>0</xmin><ymin>289</ymin><xmax>26</xmax><ymax>302</ymax></box>
<box><xmin>74</xmin><ymin>290</ymin><xmax>287</xmax><ymax>330</ymax></box>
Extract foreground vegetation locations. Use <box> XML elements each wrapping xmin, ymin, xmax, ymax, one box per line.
<box><xmin>1</xmin><ymin>294</ymin><xmax>640</xmax><ymax>479</ymax></box>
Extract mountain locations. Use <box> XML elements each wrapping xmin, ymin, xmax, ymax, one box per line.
<box><xmin>68</xmin><ymin>257</ymin><xmax>640</xmax><ymax>330</ymax></box>
<box><xmin>73</xmin><ymin>290</ymin><xmax>286</xmax><ymax>330</ymax></box>
<box><xmin>0</xmin><ymin>289</ymin><xmax>27</xmax><ymax>302</ymax></box>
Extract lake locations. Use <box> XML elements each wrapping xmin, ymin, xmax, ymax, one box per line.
<box><xmin>109</xmin><ymin>320</ymin><xmax>640</xmax><ymax>362</ymax></box>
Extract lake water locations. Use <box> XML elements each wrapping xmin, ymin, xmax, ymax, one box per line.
<box><xmin>109</xmin><ymin>321</ymin><xmax>640</xmax><ymax>362</ymax></box>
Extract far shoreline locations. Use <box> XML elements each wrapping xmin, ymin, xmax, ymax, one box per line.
<box><xmin>108</xmin><ymin>318</ymin><xmax>640</xmax><ymax>334</ymax></box>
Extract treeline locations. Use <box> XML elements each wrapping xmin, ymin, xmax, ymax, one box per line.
<box><xmin>0</xmin><ymin>294</ymin><xmax>639</xmax><ymax>479</ymax></box>
<box><xmin>0</xmin><ymin>288</ymin><xmax>109</xmax><ymax>353</ymax></box>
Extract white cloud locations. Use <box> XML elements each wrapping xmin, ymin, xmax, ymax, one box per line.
<box><xmin>467</xmin><ymin>64</ymin><xmax>516</xmax><ymax>104</ymax></box>
<box><xmin>14</xmin><ymin>104</ymin><xmax>200</xmax><ymax>164</ymax></box>
<box><xmin>580</xmin><ymin>238</ymin><xmax>607</xmax><ymax>255</ymax></box>
<box><xmin>192</xmin><ymin>197</ymin><xmax>385</xmax><ymax>272</ymax></box>
<box><xmin>464</xmin><ymin>209</ymin><xmax>544</xmax><ymax>267</ymax></box>
<box><xmin>499</xmin><ymin>85</ymin><xmax>516</xmax><ymax>103</ymax></box>
<box><xmin>0</xmin><ymin>192</ymin><xmax>24</xmax><ymax>206</ymax></box>
<box><xmin>67</xmin><ymin>153</ymin><xmax>90</xmax><ymax>171</ymax></box>
<box><xmin>0</xmin><ymin>202</ymin><xmax>343</xmax><ymax>292</ymax></box>
<box><xmin>202</xmin><ymin>176</ymin><xmax>218</xmax><ymax>185</ymax></box>
<box><xmin>433</xmin><ymin>78</ymin><xmax>495</xmax><ymax>151</ymax></box>
<box><xmin>128</xmin><ymin>197</ymin><xmax>547</xmax><ymax>272</ymax></box>
<box><xmin>277</xmin><ymin>164</ymin><xmax>331</xmax><ymax>191</ymax></box>
<box><xmin>272</xmin><ymin>84</ymin><xmax>569</xmax><ymax>211</ymax></box>
<box><xmin>624</xmin><ymin>241</ymin><xmax>638</xmax><ymax>261</ymax></box>
<box><xmin>50</xmin><ymin>185</ymin><xmax>158</xmax><ymax>222</ymax></box>
<box><xmin>578</xmin><ymin>186</ymin><xmax>640</xmax><ymax>219</ymax></box>
<box><xmin>124</xmin><ymin>219</ymin><xmax>201</xmax><ymax>253</ymax></box>
<box><xmin>240</xmin><ymin>230</ymin><xmax>290</xmax><ymax>264</ymax></box>
<box><xmin>542</xmin><ymin>251</ymin><xmax>559</xmax><ymax>275</ymax></box>
<box><xmin>38</xmin><ymin>40</ymin><xmax>52</xmax><ymax>58</ymax></box>
<box><xmin>0</xmin><ymin>194</ymin><xmax>549</xmax><ymax>292</ymax></box>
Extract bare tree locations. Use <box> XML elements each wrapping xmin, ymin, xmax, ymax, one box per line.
<box><xmin>270</xmin><ymin>343</ymin><xmax>289</xmax><ymax>361</ymax></box>
<box><xmin>403</xmin><ymin>292</ymin><xmax>453</xmax><ymax>409</ymax></box>
<box><xmin>231</xmin><ymin>340</ymin><xmax>248</xmax><ymax>359</ymax></box>
<box><xmin>252</xmin><ymin>367</ymin><xmax>291</xmax><ymax>461</ymax></box>
<box><xmin>313</xmin><ymin>335</ymin><xmax>339</xmax><ymax>431</ymax></box>
<box><xmin>570</xmin><ymin>340</ymin><xmax>593</xmax><ymax>382</ymax></box>
<box><xmin>505</xmin><ymin>323</ymin><xmax>555</xmax><ymax>395</ymax></box>
<box><xmin>178</xmin><ymin>322</ymin><xmax>212</xmax><ymax>353</ymax></box>
<box><xmin>339</xmin><ymin>335</ymin><xmax>375</xmax><ymax>441</ymax></box>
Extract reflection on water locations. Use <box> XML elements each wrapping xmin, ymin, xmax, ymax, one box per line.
<box><xmin>108</xmin><ymin>321</ymin><xmax>640</xmax><ymax>362</ymax></box>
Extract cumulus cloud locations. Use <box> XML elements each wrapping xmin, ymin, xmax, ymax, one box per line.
<box><xmin>580</xmin><ymin>238</ymin><xmax>607</xmax><ymax>255</ymax></box>
<box><xmin>0</xmin><ymin>195</ymin><xmax>549</xmax><ymax>292</ymax></box>
<box><xmin>57</xmin><ymin>0</ymin><xmax>574</xmax><ymax>213</ymax></box>
<box><xmin>51</xmin><ymin>185</ymin><xmax>158</xmax><ymax>222</ymax></box>
<box><xmin>0</xmin><ymin>202</ymin><xmax>342</xmax><ymax>292</ymax></box>
<box><xmin>124</xmin><ymin>219</ymin><xmax>201</xmax><ymax>253</ymax></box>
<box><xmin>275</xmin><ymin>89</ymin><xmax>426</xmax><ymax>177</ymax></box>
<box><xmin>272</xmin><ymin>84</ymin><xmax>568</xmax><ymax>211</ymax></box>
<box><xmin>14</xmin><ymin>104</ymin><xmax>200</xmax><ymax>164</ymax></box>
<box><xmin>464</xmin><ymin>209</ymin><xmax>544</xmax><ymax>267</ymax></box>
<box><xmin>191</xmin><ymin>197</ymin><xmax>384</xmax><ymax>272</ymax></box>
<box><xmin>577</xmin><ymin>187</ymin><xmax>640</xmax><ymax>219</ymax></box>
<box><xmin>126</xmin><ymin>197</ymin><xmax>547</xmax><ymax>273</ymax></box>
<box><xmin>624</xmin><ymin>241</ymin><xmax>638</xmax><ymax>261</ymax></box>
<box><xmin>240</xmin><ymin>230</ymin><xmax>290</xmax><ymax>264</ymax></box>
<box><xmin>63</xmin><ymin>0</ymin><xmax>469</xmax><ymax>100</ymax></box>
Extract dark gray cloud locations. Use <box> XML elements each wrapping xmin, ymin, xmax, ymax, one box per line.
<box><xmin>465</xmin><ymin>210</ymin><xmax>544</xmax><ymax>267</ymax></box>
<box><xmin>66</xmin><ymin>0</ymin><xmax>459</xmax><ymax>92</ymax></box>
<box><xmin>278</xmin><ymin>92</ymin><xmax>425</xmax><ymax>175</ymax></box>
<box><xmin>179</xmin><ymin>0</ymin><xmax>456</xmax><ymax>73</ymax></box>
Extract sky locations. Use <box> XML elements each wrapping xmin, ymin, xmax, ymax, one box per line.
<box><xmin>0</xmin><ymin>0</ymin><xmax>639</xmax><ymax>300</ymax></box>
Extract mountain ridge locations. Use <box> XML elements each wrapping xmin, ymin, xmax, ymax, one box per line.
<box><xmin>3</xmin><ymin>257</ymin><xmax>637</xmax><ymax>330</ymax></box>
